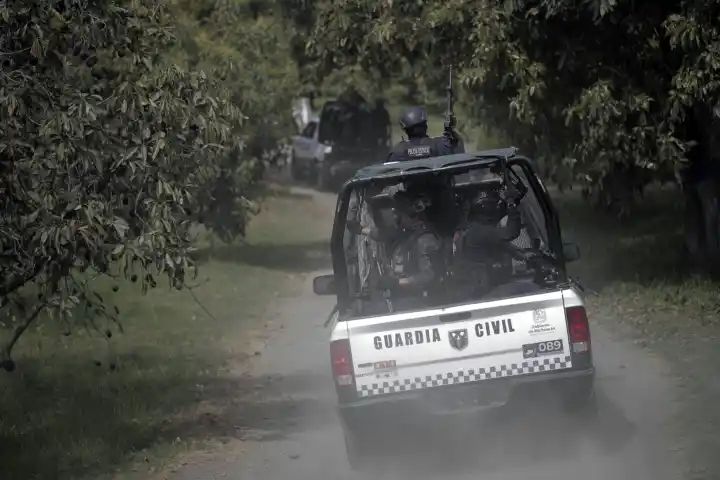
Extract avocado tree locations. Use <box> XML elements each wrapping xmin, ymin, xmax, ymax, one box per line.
<box><xmin>0</xmin><ymin>0</ymin><xmax>253</xmax><ymax>368</ymax></box>
<box><xmin>172</xmin><ymin>0</ymin><xmax>303</xmax><ymax>238</ymax></box>
<box><xmin>306</xmin><ymin>0</ymin><xmax>720</xmax><ymax>269</ymax></box>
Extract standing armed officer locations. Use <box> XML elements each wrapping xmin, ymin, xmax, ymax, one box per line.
<box><xmin>387</xmin><ymin>106</ymin><xmax>464</xmax><ymax>162</ymax></box>
<box><xmin>387</xmin><ymin>67</ymin><xmax>464</xmax><ymax>162</ymax></box>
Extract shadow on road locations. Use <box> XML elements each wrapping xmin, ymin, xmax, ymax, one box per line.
<box><xmin>193</xmin><ymin>240</ymin><xmax>330</xmax><ymax>273</ymax></box>
<box><xmin>0</xmin><ymin>351</ymin><xmax>333</xmax><ymax>479</ymax></box>
<box><xmin>167</xmin><ymin>370</ymin><xmax>336</xmax><ymax>444</ymax></box>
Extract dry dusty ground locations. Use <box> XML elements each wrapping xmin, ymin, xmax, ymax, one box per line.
<box><xmin>157</xmin><ymin>187</ymin><xmax>699</xmax><ymax>480</ymax></box>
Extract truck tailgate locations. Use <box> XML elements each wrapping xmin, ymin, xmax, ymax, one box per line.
<box><xmin>347</xmin><ymin>291</ymin><xmax>572</xmax><ymax>398</ymax></box>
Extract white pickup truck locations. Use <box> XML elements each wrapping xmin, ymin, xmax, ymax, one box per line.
<box><xmin>313</xmin><ymin>149</ymin><xmax>593</xmax><ymax>468</ymax></box>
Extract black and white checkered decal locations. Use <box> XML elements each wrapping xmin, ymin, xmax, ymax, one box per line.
<box><xmin>357</xmin><ymin>355</ymin><xmax>572</xmax><ymax>398</ymax></box>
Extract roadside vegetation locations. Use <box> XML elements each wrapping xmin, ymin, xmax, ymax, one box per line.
<box><xmin>0</xmin><ymin>3</ymin><xmax>311</xmax><ymax>475</ymax></box>
<box><xmin>0</xmin><ymin>0</ymin><xmax>303</xmax><ymax>369</ymax></box>
<box><xmin>557</xmin><ymin>188</ymin><xmax>720</xmax><ymax>477</ymax></box>
<box><xmin>307</xmin><ymin>0</ymin><xmax>720</xmax><ymax>269</ymax></box>
<box><xmin>305</xmin><ymin>6</ymin><xmax>720</xmax><ymax>470</ymax></box>
<box><xmin>4</xmin><ymin>0</ymin><xmax>720</xmax><ymax>479</ymax></box>
<box><xmin>0</xmin><ymin>187</ymin><xmax>331</xmax><ymax>479</ymax></box>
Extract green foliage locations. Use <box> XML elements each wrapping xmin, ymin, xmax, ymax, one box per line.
<box><xmin>0</xmin><ymin>0</ymin><xmax>293</xmax><ymax>364</ymax></box>
<box><xmin>0</xmin><ymin>190</ymin><xmax>332</xmax><ymax>479</ymax></box>
<box><xmin>171</xmin><ymin>0</ymin><xmax>303</xmax><ymax>175</ymax></box>
<box><xmin>305</xmin><ymin>0</ymin><xmax>720</xmax><ymax>190</ymax></box>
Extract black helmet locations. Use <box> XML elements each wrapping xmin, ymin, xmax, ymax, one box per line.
<box><xmin>399</xmin><ymin>106</ymin><xmax>428</xmax><ymax>130</ymax></box>
<box><xmin>470</xmin><ymin>189</ymin><xmax>507</xmax><ymax>222</ymax></box>
<box><xmin>394</xmin><ymin>189</ymin><xmax>432</xmax><ymax>217</ymax></box>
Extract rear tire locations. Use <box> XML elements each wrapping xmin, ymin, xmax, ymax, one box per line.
<box><xmin>563</xmin><ymin>380</ymin><xmax>597</xmax><ymax>417</ymax></box>
<box><xmin>343</xmin><ymin>427</ymin><xmax>372</xmax><ymax>471</ymax></box>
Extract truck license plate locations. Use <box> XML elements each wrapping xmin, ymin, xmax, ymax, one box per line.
<box><xmin>522</xmin><ymin>339</ymin><xmax>564</xmax><ymax>358</ymax></box>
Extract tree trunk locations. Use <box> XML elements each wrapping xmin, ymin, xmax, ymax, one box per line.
<box><xmin>596</xmin><ymin>164</ymin><xmax>637</xmax><ymax>219</ymax></box>
<box><xmin>679</xmin><ymin>105</ymin><xmax>720</xmax><ymax>274</ymax></box>
<box><xmin>683</xmin><ymin>178</ymin><xmax>720</xmax><ymax>272</ymax></box>
<box><xmin>684</xmin><ymin>185</ymin><xmax>704</xmax><ymax>260</ymax></box>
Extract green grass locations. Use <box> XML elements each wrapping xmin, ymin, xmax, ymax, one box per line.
<box><xmin>0</xmin><ymin>186</ymin><xmax>332</xmax><ymax>480</ymax></box>
<box><xmin>555</xmin><ymin>187</ymin><xmax>720</xmax><ymax>477</ymax></box>
<box><xmin>555</xmin><ymin>187</ymin><xmax>720</xmax><ymax>336</ymax></box>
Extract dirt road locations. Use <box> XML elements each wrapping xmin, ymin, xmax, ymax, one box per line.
<box><xmin>170</xmin><ymin>188</ymin><xmax>687</xmax><ymax>480</ymax></box>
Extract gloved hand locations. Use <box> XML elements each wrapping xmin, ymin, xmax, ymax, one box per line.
<box><xmin>444</xmin><ymin>114</ymin><xmax>456</xmax><ymax>130</ymax></box>
<box><xmin>377</xmin><ymin>274</ymin><xmax>400</xmax><ymax>290</ymax></box>
<box><xmin>505</xmin><ymin>186</ymin><xmax>521</xmax><ymax>208</ymax></box>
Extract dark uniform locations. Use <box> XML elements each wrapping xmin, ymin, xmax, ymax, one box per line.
<box><xmin>458</xmin><ymin>189</ymin><xmax>522</xmax><ymax>252</ymax></box>
<box><xmin>347</xmin><ymin>188</ymin><xmax>442</xmax><ymax>291</ymax></box>
<box><xmin>387</xmin><ymin>106</ymin><xmax>463</xmax><ymax>162</ymax></box>
<box><xmin>346</xmin><ymin>196</ymin><xmax>443</xmax><ymax>313</ymax></box>
<box><xmin>387</xmin><ymin>134</ymin><xmax>457</xmax><ymax>162</ymax></box>
<box><xmin>451</xmin><ymin>189</ymin><xmax>522</xmax><ymax>296</ymax></box>
<box><xmin>387</xmin><ymin>227</ymin><xmax>441</xmax><ymax>292</ymax></box>
<box><xmin>463</xmin><ymin>206</ymin><xmax>521</xmax><ymax>247</ymax></box>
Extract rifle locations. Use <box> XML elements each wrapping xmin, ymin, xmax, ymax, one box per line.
<box><xmin>445</xmin><ymin>66</ymin><xmax>456</xmax><ymax>131</ymax></box>
<box><xmin>444</xmin><ymin>66</ymin><xmax>462</xmax><ymax>151</ymax></box>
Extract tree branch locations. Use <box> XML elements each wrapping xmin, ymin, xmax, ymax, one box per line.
<box><xmin>0</xmin><ymin>48</ymin><xmax>30</xmax><ymax>56</ymax></box>
<box><xmin>0</xmin><ymin>261</ymin><xmax>45</xmax><ymax>297</ymax></box>
<box><xmin>187</xmin><ymin>286</ymin><xmax>218</xmax><ymax>322</ymax></box>
<box><xmin>3</xmin><ymin>302</ymin><xmax>46</xmax><ymax>365</ymax></box>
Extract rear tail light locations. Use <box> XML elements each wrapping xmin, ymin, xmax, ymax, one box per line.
<box><xmin>566</xmin><ymin>306</ymin><xmax>591</xmax><ymax>354</ymax></box>
<box><xmin>330</xmin><ymin>339</ymin><xmax>356</xmax><ymax>398</ymax></box>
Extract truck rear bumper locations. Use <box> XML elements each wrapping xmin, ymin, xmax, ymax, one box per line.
<box><xmin>339</xmin><ymin>367</ymin><xmax>594</xmax><ymax>430</ymax></box>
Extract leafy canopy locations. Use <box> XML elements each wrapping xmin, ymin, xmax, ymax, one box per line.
<box><xmin>0</xmin><ymin>0</ymin><xmax>293</xmax><ymax>367</ymax></box>
<box><xmin>307</xmin><ymin>0</ymin><xmax>720</xmax><ymax>187</ymax></box>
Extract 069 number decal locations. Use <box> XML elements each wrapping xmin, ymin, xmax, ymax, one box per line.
<box><xmin>522</xmin><ymin>339</ymin><xmax>564</xmax><ymax>358</ymax></box>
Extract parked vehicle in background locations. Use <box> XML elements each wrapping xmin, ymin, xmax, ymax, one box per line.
<box><xmin>290</xmin><ymin>96</ymin><xmax>391</xmax><ymax>190</ymax></box>
<box><xmin>290</xmin><ymin>115</ymin><xmax>328</xmax><ymax>184</ymax></box>
<box><xmin>291</xmin><ymin>96</ymin><xmax>315</xmax><ymax>133</ymax></box>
